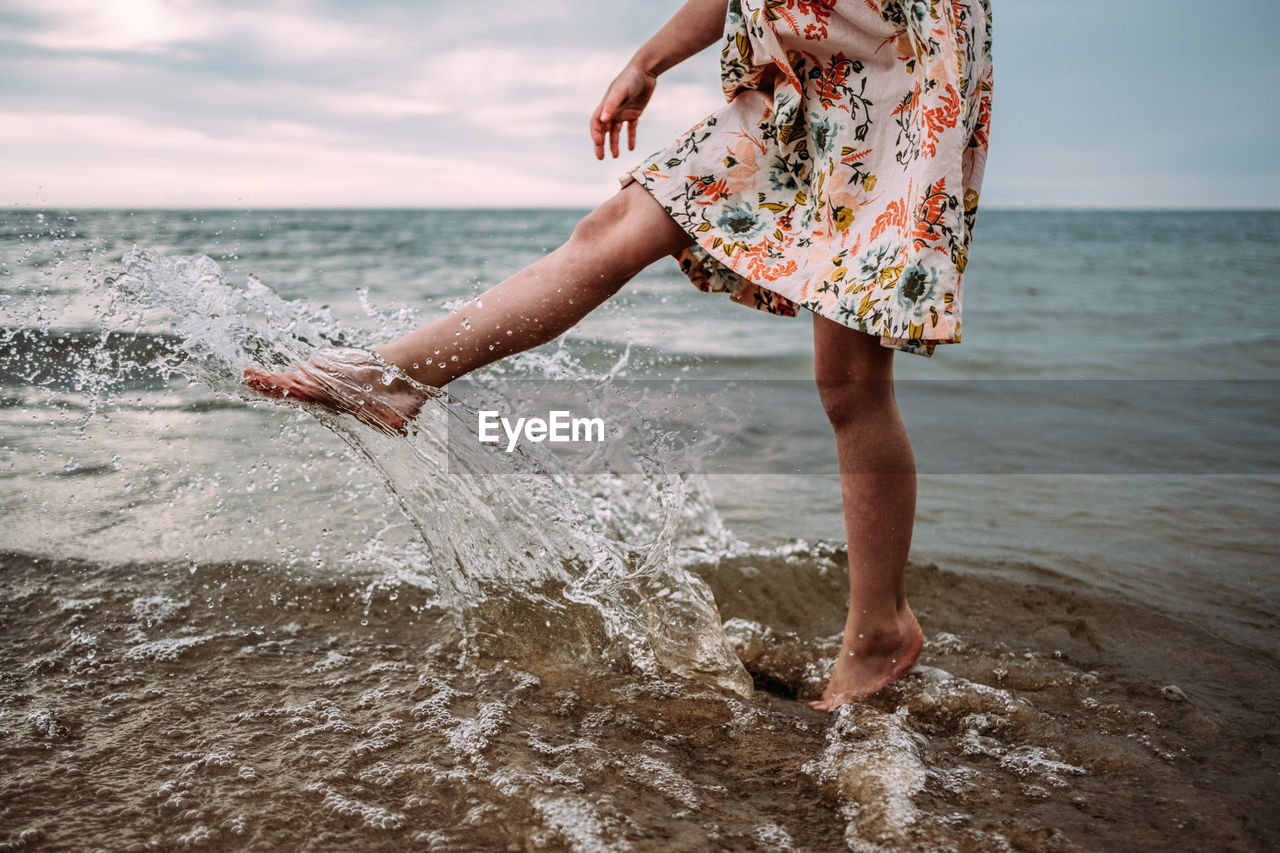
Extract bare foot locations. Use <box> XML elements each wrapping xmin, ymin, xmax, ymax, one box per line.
<box><xmin>808</xmin><ymin>604</ymin><xmax>923</xmax><ymax>712</ymax></box>
<box><xmin>243</xmin><ymin>347</ymin><xmax>432</xmax><ymax>436</ymax></box>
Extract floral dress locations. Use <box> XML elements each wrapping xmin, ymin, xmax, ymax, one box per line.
<box><xmin>625</xmin><ymin>0</ymin><xmax>994</xmax><ymax>355</ymax></box>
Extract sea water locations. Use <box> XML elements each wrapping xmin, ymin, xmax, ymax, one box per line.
<box><xmin>1</xmin><ymin>208</ymin><xmax>1277</xmax><ymax>850</ymax></box>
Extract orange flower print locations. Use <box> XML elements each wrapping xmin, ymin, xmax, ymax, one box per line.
<box><xmin>766</xmin><ymin>0</ymin><xmax>837</xmax><ymax>41</ymax></box>
<box><xmin>724</xmin><ymin>131</ymin><xmax>767</xmax><ymax>187</ymax></box>
<box><xmin>742</xmin><ymin>240</ymin><xmax>799</xmax><ymax>282</ymax></box>
<box><xmin>870</xmin><ymin>188</ymin><xmax>910</xmax><ymax>241</ymax></box>
<box><xmin>689</xmin><ymin>176</ymin><xmax>731</xmax><ymax>204</ymax></box>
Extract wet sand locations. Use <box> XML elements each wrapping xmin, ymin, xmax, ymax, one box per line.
<box><xmin>2</xmin><ymin>548</ymin><xmax>1274</xmax><ymax>851</ymax></box>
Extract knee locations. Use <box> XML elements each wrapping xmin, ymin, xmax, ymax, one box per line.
<box><xmin>569</xmin><ymin>194</ymin><xmax>628</xmax><ymax>251</ymax></box>
<box><xmin>817</xmin><ymin>377</ymin><xmax>895</xmax><ymax>433</ymax></box>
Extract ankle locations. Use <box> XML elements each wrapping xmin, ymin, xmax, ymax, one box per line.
<box><xmin>366</xmin><ymin>347</ymin><xmax>427</xmax><ymax>389</ymax></box>
<box><xmin>843</xmin><ymin>604</ymin><xmax>917</xmax><ymax>652</ymax></box>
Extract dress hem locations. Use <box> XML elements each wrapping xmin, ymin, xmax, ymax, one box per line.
<box><xmin>620</xmin><ymin>169</ymin><xmax>946</xmax><ymax>358</ymax></box>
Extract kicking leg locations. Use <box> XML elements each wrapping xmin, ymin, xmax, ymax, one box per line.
<box><xmin>808</xmin><ymin>315</ymin><xmax>924</xmax><ymax>711</ymax></box>
<box><xmin>376</xmin><ymin>181</ymin><xmax>690</xmax><ymax>386</ymax></box>
<box><xmin>245</xmin><ymin>183</ymin><xmax>691</xmax><ymax>432</ymax></box>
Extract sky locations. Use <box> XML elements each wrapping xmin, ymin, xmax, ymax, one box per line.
<box><xmin>1</xmin><ymin>0</ymin><xmax>1277</xmax><ymax>209</ymax></box>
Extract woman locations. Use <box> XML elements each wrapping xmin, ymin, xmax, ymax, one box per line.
<box><xmin>246</xmin><ymin>0</ymin><xmax>994</xmax><ymax>710</ymax></box>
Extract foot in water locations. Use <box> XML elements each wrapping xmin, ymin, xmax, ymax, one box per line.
<box><xmin>243</xmin><ymin>347</ymin><xmax>432</xmax><ymax>436</ymax></box>
<box><xmin>808</xmin><ymin>604</ymin><xmax>924</xmax><ymax>712</ymax></box>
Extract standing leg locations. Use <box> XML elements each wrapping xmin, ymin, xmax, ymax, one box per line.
<box><xmin>245</xmin><ymin>183</ymin><xmax>692</xmax><ymax>431</ymax></box>
<box><xmin>809</xmin><ymin>314</ymin><xmax>924</xmax><ymax>711</ymax></box>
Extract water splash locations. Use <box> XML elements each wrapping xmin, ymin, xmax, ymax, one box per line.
<box><xmin>104</xmin><ymin>248</ymin><xmax>751</xmax><ymax>695</ymax></box>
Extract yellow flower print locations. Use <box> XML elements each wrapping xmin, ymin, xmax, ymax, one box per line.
<box><xmin>877</xmin><ymin>263</ymin><xmax>905</xmax><ymax>288</ymax></box>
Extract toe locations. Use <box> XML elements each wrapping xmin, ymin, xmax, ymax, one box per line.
<box><xmin>243</xmin><ymin>358</ymin><xmax>417</xmax><ymax>438</ymax></box>
<box><xmin>243</xmin><ymin>367</ymin><xmax>284</xmax><ymax>396</ymax></box>
<box><xmin>244</xmin><ymin>366</ymin><xmax>310</xmax><ymax>401</ymax></box>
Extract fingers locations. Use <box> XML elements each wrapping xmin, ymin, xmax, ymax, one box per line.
<box><xmin>593</xmin><ymin>115</ymin><xmax>637</xmax><ymax>160</ymax></box>
<box><xmin>592</xmin><ymin>87</ymin><xmax>624</xmax><ymax>160</ymax></box>
<box><xmin>590</xmin><ymin>104</ymin><xmax>606</xmax><ymax>160</ymax></box>
<box><xmin>590</xmin><ymin>109</ymin><xmax>605</xmax><ymax>160</ymax></box>
<box><xmin>591</xmin><ymin>73</ymin><xmax>649</xmax><ymax>159</ymax></box>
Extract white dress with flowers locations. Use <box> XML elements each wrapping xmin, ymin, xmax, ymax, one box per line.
<box><xmin>625</xmin><ymin>0</ymin><xmax>994</xmax><ymax>355</ymax></box>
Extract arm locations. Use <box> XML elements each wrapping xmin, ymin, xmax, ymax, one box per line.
<box><xmin>591</xmin><ymin>0</ymin><xmax>730</xmax><ymax>160</ymax></box>
<box><xmin>632</xmin><ymin>0</ymin><xmax>730</xmax><ymax>77</ymax></box>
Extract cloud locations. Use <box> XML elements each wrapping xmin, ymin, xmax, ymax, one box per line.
<box><xmin>0</xmin><ymin>1</ymin><xmax>724</xmax><ymax>207</ymax></box>
<box><xmin>0</xmin><ymin>109</ymin><xmax>621</xmax><ymax>207</ymax></box>
<box><xmin>3</xmin><ymin>0</ymin><xmax>392</xmax><ymax>60</ymax></box>
<box><xmin>4</xmin><ymin>0</ymin><xmax>1275</xmax><ymax>207</ymax></box>
<box><xmin>325</xmin><ymin>92</ymin><xmax>450</xmax><ymax>119</ymax></box>
<box><xmin>7</xmin><ymin>0</ymin><xmax>214</xmax><ymax>53</ymax></box>
<box><xmin>0</xmin><ymin>0</ymin><xmax>725</xmax><ymax>207</ymax></box>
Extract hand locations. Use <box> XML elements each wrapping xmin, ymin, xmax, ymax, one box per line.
<box><xmin>590</xmin><ymin>64</ymin><xmax>657</xmax><ymax>160</ymax></box>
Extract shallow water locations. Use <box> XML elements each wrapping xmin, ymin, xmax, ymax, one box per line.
<box><xmin>1</xmin><ymin>209</ymin><xmax>1278</xmax><ymax>850</ymax></box>
<box><xmin>4</xmin><ymin>550</ymin><xmax>1275</xmax><ymax>850</ymax></box>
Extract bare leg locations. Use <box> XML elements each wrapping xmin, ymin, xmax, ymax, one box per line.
<box><xmin>377</xmin><ymin>182</ymin><xmax>691</xmax><ymax>386</ymax></box>
<box><xmin>808</xmin><ymin>314</ymin><xmax>924</xmax><ymax>711</ymax></box>
<box><xmin>245</xmin><ymin>183</ymin><xmax>692</xmax><ymax>431</ymax></box>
